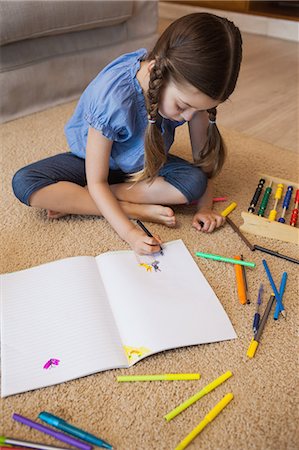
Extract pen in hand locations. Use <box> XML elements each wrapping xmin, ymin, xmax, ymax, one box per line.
<box><xmin>136</xmin><ymin>220</ymin><xmax>164</xmax><ymax>255</ymax></box>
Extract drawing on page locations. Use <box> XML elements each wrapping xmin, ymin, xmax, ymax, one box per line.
<box><xmin>43</xmin><ymin>358</ymin><xmax>60</xmax><ymax>370</ymax></box>
<box><xmin>139</xmin><ymin>262</ymin><xmax>153</xmax><ymax>272</ymax></box>
<box><xmin>137</xmin><ymin>255</ymin><xmax>161</xmax><ymax>273</ymax></box>
<box><xmin>151</xmin><ymin>260</ymin><xmax>161</xmax><ymax>272</ymax></box>
<box><xmin>123</xmin><ymin>345</ymin><xmax>151</xmax><ymax>363</ymax></box>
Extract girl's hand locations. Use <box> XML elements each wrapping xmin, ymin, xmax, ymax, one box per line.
<box><xmin>127</xmin><ymin>227</ymin><xmax>163</xmax><ymax>255</ymax></box>
<box><xmin>192</xmin><ymin>208</ymin><xmax>225</xmax><ymax>233</ymax></box>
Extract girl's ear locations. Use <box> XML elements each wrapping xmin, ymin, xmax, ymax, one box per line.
<box><xmin>147</xmin><ymin>59</ymin><xmax>156</xmax><ymax>72</ymax></box>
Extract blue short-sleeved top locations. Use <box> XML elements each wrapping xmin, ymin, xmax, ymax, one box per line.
<box><xmin>64</xmin><ymin>48</ymin><xmax>185</xmax><ymax>173</ymax></box>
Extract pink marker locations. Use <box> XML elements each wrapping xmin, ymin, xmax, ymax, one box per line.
<box><xmin>189</xmin><ymin>196</ymin><xmax>227</xmax><ymax>206</ymax></box>
<box><xmin>213</xmin><ymin>197</ymin><xmax>228</xmax><ymax>202</ymax></box>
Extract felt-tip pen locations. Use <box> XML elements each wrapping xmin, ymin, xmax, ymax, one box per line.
<box><xmin>136</xmin><ymin>219</ymin><xmax>164</xmax><ymax>255</ymax></box>
<box><xmin>38</xmin><ymin>412</ymin><xmax>113</xmax><ymax>450</ymax></box>
<box><xmin>0</xmin><ymin>437</ymin><xmax>67</xmax><ymax>450</ymax></box>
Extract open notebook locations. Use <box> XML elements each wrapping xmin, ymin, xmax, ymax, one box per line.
<box><xmin>0</xmin><ymin>239</ymin><xmax>236</xmax><ymax>397</ymax></box>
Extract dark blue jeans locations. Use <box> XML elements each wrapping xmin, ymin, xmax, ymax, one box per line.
<box><xmin>12</xmin><ymin>152</ymin><xmax>207</xmax><ymax>205</ymax></box>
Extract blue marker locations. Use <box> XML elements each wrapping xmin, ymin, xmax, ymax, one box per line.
<box><xmin>38</xmin><ymin>412</ymin><xmax>113</xmax><ymax>449</ymax></box>
<box><xmin>274</xmin><ymin>272</ymin><xmax>287</xmax><ymax>320</ymax></box>
<box><xmin>253</xmin><ymin>283</ymin><xmax>263</xmax><ymax>333</ymax></box>
<box><xmin>262</xmin><ymin>260</ymin><xmax>286</xmax><ymax>318</ymax></box>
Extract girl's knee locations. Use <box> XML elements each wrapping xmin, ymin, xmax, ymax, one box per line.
<box><xmin>178</xmin><ymin>169</ymin><xmax>208</xmax><ymax>203</ymax></box>
<box><xmin>12</xmin><ymin>166</ymin><xmax>40</xmax><ymax>206</ymax></box>
<box><xmin>188</xmin><ymin>169</ymin><xmax>208</xmax><ymax>201</ymax></box>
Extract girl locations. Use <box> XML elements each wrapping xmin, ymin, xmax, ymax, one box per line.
<box><xmin>12</xmin><ymin>13</ymin><xmax>242</xmax><ymax>255</ymax></box>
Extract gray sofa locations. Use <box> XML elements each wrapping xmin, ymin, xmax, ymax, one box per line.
<box><xmin>0</xmin><ymin>0</ymin><xmax>158</xmax><ymax>123</ymax></box>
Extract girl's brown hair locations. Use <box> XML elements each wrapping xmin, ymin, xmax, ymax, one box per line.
<box><xmin>132</xmin><ymin>13</ymin><xmax>242</xmax><ymax>182</ymax></box>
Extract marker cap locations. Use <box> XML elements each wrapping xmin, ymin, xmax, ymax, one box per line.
<box><xmin>247</xmin><ymin>339</ymin><xmax>258</xmax><ymax>358</ymax></box>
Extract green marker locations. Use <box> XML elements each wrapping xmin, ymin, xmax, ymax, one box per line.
<box><xmin>195</xmin><ymin>252</ymin><xmax>255</xmax><ymax>268</ymax></box>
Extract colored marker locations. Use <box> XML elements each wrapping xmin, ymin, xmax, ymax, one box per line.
<box><xmin>234</xmin><ymin>255</ymin><xmax>247</xmax><ymax>305</ymax></box>
<box><xmin>220</xmin><ymin>202</ymin><xmax>237</xmax><ymax>217</ymax></box>
<box><xmin>0</xmin><ymin>448</ymin><xmax>28</xmax><ymax>450</ymax></box>
<box><xmin>213</xmin><ymin>197</ymin><xmax>228</xmax><ymax>202</ymax></box>
<box><xmin>117</xmin><ymin>373</ymin><xmax>200</xmax><ymax>382</ymax></box>
<box><xmin>262</xmin><ymin>259</ymin><xmax>286</xmax><ymax>317</ymax></box>
<box><xmin>164</xmin><ymin>371</ymin><xmax>232</xmax><ymax>422</ymax></box>
<box><xmin>38</xmin><ymin>412</ymin><xmax>112</xmax><ymax>450</ymax></box>
<box><xmin>174</xmin><ymin>393</ymin><xmax>234</xmax><ymax>450</ymax></box>
<box><xmin>195</xmin><ymin>252</ymin><xmax>255</xmax><ymax>268</ymax></box>
<box><xmin>253</xmin><ymin>283</ymin><xmax>263</xmax><ymax>333</ymax></box>
<box><xmin>247</xmin><ymin>294</ymin><xmax>275</xmax><ymax>358</ymax></box>
<box><xmin>12</xmin><ymin>415</ymin><xmax>91</xmax><ymax>450</ymax></box>
<box><xmin>0</xmin><ymin>448</ymin><xmax>25</xmax><ymax>450</ymax></box>
<box><xmin>0</xmin><ymin>436</ymin><xmax>70</xmax><ymax>450</ymax></box>
<box><xmin>136</xmin><ymin>219</ymin><xmax>163</xmax><ymax>255</ymax></box>
<box><xmin>240</xmin><ymin>255</ymin><xmax>250</xmax><ymax>304</ymax></box>
<box><xmin>253</xmin><ymin>245</ymin><xmax>299</xmax><ymax>265</ymax></box>
<box><xmin>189</xmin><ymin>197</ymin><xmax>227</xmax><ymax>205</ymax></box>
<box><xmin>274</xmin><ymin>272</ymin><xmax>287</xmax><ymax>320</ymax></box>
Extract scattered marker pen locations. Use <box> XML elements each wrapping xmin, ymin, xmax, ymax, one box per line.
<box><xmin>12</xmin><ymin>415</ymin><xmax>91</xmax><ymax>450</ymax></box>
<box><xmin>262</xmin><ymin>259</ymin><xmax>286</xmax><ymax>317</ymax></box>
<box><xmin>38</xmin><ymin>412</ymin><xmax>113</xmax><ymax>450</ymax></box>
<box><xmin>274</xmin><ymin>272</ymin><xmax>287</xmax><ymax>320</ymax></box>
<box><xmin>117</xmin><ymin>373</ymin><xmax>200</xmax><ymax>382</ymax></box>
<box><xmin>195</xmin><ymin>252</ymin><xmax>255</xmax><ymax>268</ymax></box>
<box><xmin>164</xmin><ymin>371</ymin><xmax>232</xmax><ymax>422</ymax></box>
<box><xmin>174</xmin><ymin>393</ymin><xmax>234</xmax><ymax>450</ymax></box>
<box><xmin>253</xmin><ymin>283</ymin><xmax>263</xmax><ymax>333</ymax></box>
<box><xmin>0</xmin><ymin>437</ymin><xmax>67</xmax><ymax>450</ymax></box>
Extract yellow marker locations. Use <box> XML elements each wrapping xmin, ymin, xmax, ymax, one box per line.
<box><xmin>268</xmin><ymin>183</ymin><xmax>284</xmax><ymax>221</ymax></box>
<box><xmin>221</xmin><ymin>202</ymin><xmax>237</xmax><ymax>217</ymax></box>
<box><xmin>247</xmin><ymin>338</ymin><xmax>259</xmax><ymax>358</ymax></box>
<box><xmin>247</xmin><ymin>293</ymin><xmax>276</xmax><ymax>358</ymax></box>
<box><xmin>175</xmin><ymin>393</ymin><xmax>234</xmax><ymax>450</ymax></box>
<box><xmin>164</xmin><ymin>371</ymin><xmax>232</xmax><ymax>421</ymax></box>
<box><xmin>117</xmin><ymin>373</ymin><xmax>200</xmax><ymax>382</ymax></box>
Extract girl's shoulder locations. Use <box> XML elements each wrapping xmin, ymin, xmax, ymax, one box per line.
<box><xmin>72</xmin><ymin>49</ymin><xmax>148</xmax><ymax>142</ymax></box>
<box><xmin>86</xmin><ymin>48</ymin><xmax>147</xmax><ymax>104</ymax></box>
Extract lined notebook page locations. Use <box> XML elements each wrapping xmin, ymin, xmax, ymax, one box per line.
<box><xmin>96</xmin><ymin>239</ymin><xmax>236</xmax><ymax>362</ymax></box>
<box><xmin>1</xmin><ymin>256</ymin><xmax>127</xmax><ymax>397</ymax></box>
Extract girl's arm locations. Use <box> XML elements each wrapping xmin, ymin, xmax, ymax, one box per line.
<box><xmin>86</xmin><ymin>127</ymin><xmax>162</xmax><ymax>254</ymax></box>
<box><xmin>188</xmin><ymin>112</ymin><xmax>225</xmax><ymax>232</ymax></box>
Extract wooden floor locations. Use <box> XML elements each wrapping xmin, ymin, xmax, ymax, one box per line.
<box><xmin>159</xmin><ymin>18</ymin><xmax>298</xmax><ymax>152</ymax></box>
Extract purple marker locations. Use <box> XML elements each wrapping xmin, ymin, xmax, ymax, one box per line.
<box><xmin>12</xmin><ymin>414</ymin><xmax>92</xmax><ymax>450</ymax></box>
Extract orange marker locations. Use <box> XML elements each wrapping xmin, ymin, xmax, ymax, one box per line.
<box><xmin>234</xmin><ymin>255</ymin><xmax>247</xmax><ymax>305</ymax></box>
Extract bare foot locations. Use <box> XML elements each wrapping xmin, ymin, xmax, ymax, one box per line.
<box><xmin>47</xmin><ymin>210</ymin><xmax>68</xmax><ymax>219</ymax></box>
<box><xmin>47</xmin><ymin>203</ymin><xmax>176</xmax><ymax>227</ymax></box>
<box><xmin>122</xmin><ymin>202</ymin><xmax>176</xmax><ymax>227</ymax></box>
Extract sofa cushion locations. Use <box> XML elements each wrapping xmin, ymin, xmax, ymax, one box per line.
<box><xmin>0</xmin><ymin>22</ymin><xmax>128</xmax><ymax>72</ymax></box>
<box><xmin>0</xmin><ymin>0</ymin><xmax>133</xmax><ymax>45</ymax></box>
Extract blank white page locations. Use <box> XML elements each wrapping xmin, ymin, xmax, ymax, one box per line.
<box><xmin>1</xmin><ymin>256</ymin><xmax>127</xmax><ymax>397</ymax></box>
<box><xmin>96</xmin><ymin>240</ymin><xmax>237</xmax><ymax>364</ymax></box>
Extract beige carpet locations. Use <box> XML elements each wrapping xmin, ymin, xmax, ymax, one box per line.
<box><xmin>1</xmin><ymin>102</ymin><xmax>298</xmax><ymax>450</ymax></box>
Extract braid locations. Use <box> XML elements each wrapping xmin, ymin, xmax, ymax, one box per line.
<box><xmin>194</xmin><ymin>107</ymin><xmax>226</xmax><ymax>178</ymax></box>
<box><xmin>130</xmin><ymin>58</ymin><xmax>167</xmax><ymax>183</ymax></box>
<box><xmin>147</xmin><ymin>57</ymin><xmax>164</xmax><ymax>122</ymax></box>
